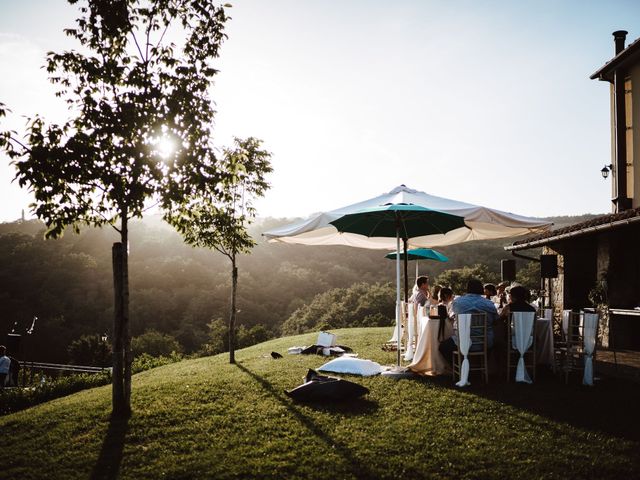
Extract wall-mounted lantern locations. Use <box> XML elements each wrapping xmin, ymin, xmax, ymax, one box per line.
<box><xmin>601</xmin><ymin>164</ymin><xmax>614</xmax><ymax>179</ymax></box>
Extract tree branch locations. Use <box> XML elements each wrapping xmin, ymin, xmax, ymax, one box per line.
<box><xmin>131</xmin><ymin>30</ymin><xmax>145</xmax><ymax>61</ymax></box>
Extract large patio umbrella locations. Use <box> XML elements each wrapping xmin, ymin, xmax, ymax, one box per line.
<box><xmin>329</xmin><ymin>203</ymin><xmax>466</xmax><ymax>367</ymax></box>
<box><xmin>263</xmin><ymin>185</ymin><xmax>552</xmax><ymax>248</ymax></box>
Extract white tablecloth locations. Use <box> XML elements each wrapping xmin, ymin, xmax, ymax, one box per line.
<box><xmin>408</xmin><ymin>317</ymin><xmax>453</xmax><ymax>376</ymax></box>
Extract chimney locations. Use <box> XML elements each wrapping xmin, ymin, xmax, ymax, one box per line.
<box><xmin>613</xmin><ymin>30</ymin><xmax>628</xmax><ymax>55</ymax></box>
<box><xmin>612</xmin><ymin>30</ymin><xmax>631</xmax><ymax>211</ymax></box>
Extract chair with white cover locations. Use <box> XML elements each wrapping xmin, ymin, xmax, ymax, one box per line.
<box><xmin>555</xmin><ymin>310</ymin><xmax>599</xmax><ymax>384</ymax></box>
<box><xmin>452</xmin><ymin>313</ymin><xmax>489</xmax><ymax>386</ymax></box>
<box><xmin>506</xmin><ymin>311</ymin><xmax>536</xmax><ymax>383</ymax></box>
<box><xmin>386</xmin><ymin>301</ymin><xmax>407</xmax><ymax>351</ymax></box>
<box><xmin>582</xmin><ymin>312</ymin><xmax>599</xmax><ymax>386</ymax></box>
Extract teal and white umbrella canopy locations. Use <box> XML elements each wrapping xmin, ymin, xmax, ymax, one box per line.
<box><xmin>263</xmin><ymin>185</ymin><xmax>552</xmax><ymax>249</ymax></box>
<box><xmin>384</xmin><ymin>248</ymin><xmax>449</xmax><ymax>262</ymax></box>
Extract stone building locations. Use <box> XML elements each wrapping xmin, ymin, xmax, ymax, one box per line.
<box><xmin>505</xmin><ymin>31</ymin><xmax>640</xmax><ymax>350</ymax></box>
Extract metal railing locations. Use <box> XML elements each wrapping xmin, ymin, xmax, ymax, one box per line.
<box><xmin>21</xmin><ymin>361</ymin><xmax>111</xmax><ymax>374</ymax></box>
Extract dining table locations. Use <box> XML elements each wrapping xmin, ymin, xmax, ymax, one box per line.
<box><xmin>407</xmin><ymin>307</ymin><xmax>556</xmax><ymax>376</ymax></box>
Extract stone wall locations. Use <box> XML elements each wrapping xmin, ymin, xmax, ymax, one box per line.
<box><xmin>542</xmin><ymin>246</ymin><xmax>564</xmax><ymax>320</ymax></box>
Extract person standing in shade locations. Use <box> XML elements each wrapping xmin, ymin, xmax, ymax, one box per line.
<box><xmin>0</xmin><ymin>346</ymin><xmax>10</xmax><ymax>388</ymax></box>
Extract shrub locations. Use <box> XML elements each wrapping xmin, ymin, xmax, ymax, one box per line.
<box><xmin>131</xmin><ymin>330</ymin><xmax>183</xmax><ymax>357</ymax></box>
<box><xmin>67</xmin><ymin>335</ymin><xmax>111</xmax><ymax>366</ymax></box>
<box><xmin>0</xmin><ymin>372</ymin><xmax>111</xmax><ymax>416</ymax></box>
<box><xmin>0</xmin><ymin>352</ymin><xmax>184</xmax><ymax>416</ymax></box>
<box><xmin>132</xmin><ymin>352</ymin><xmax>183</xmax><ymax>373</ymax></box>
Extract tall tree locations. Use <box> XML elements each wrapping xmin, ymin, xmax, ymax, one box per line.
<box><xmin>166</xmin><ymin>137</ymin><xmax>272</xmax><ymax>363</ymax></box>
<box><xmin>0</xmin><ymin>0</ymin><xmax>231</xmax><ymax>416</ymax></box>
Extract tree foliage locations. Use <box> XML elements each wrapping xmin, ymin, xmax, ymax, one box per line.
<box><xmin>281</xmin><ymin>282</ymin><xmax>396</xmax><ymax>336</ymax></box>
<box><xmin>0</xmin><ymin>215</ymin><xmax>587</xmax><ymax>363</ymax></box>
<box><xmin>131</xmin><ymin>329</ymin><xmax>182</xmax><ymax>357</ymax></box>
<box><xmin>67</xmin><ymin>334</ymin><xmax>112</xmax><ymax>366</ymax></box>
<box><xmin>200</xmin><ymin>318</ymin><xmax>273</xmax><ymax>356</ymax></box>
<box><xmin>434</xmin><ymin>263</ymin><xmax>500</xmax><ymax>294</ymax></box>
<box><xmin>3</xmin><ymin>1</ymin><xmax>230</xmax><ymax>238</ymax></box>
<box><xmin>166</xmin><ymin>137</ymin><xmax>272</xmax><ymax>258</ymax></box>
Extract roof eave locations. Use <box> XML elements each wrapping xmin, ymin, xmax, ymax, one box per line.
<box><xmin>591</xmin><ymin>40</ymin><xmax>640</xmax><ymax>82</ymax></box>
<box><xmin>505</xmin><ymin>214</ymin><xmax>640</xmax><ymax>251</ymax></box>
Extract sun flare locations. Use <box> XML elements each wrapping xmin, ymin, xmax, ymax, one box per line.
<box><xmin>155</xmin><ymin>136</ymin><xmax>175</xmax><ymax>159</ymax></box>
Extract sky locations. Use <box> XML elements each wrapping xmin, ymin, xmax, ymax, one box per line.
<box><xmin>1</xmin><ymin>0</ymin><xmax>639</xmax><ymax>223</ymax></box>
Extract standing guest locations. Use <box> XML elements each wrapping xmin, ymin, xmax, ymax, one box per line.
<box><xmin>438</xmin><ymin>279</ymin><xmax>498</xmax><ymax>363</ymax></box>
<box><xmin>8</xmin><ymin>355</ymin><xmax>20</xmax><ymax>387</ymax></box>
<box><xmin>0</xmin><ymin>346</ymin><xmax>10</xmax><ymax>388</ymax></box>
<box><xmin>409</xmin><ymin>275</ymin><xmax>431</xmax><ymax>307</ymax></box>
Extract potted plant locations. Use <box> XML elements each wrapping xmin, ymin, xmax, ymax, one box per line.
<box><xmin>588</xmin><ymin>276</ymin><xmax>610</xmax><ymax>348</ymax></box>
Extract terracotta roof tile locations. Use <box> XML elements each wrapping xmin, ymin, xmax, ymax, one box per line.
<box><xmin>512</xmin><ymin>207</ymin><xmax>640</xmax><ymax>246</ymax></box>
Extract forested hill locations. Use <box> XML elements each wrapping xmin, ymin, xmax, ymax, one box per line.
<box><xmin>0</xmin><ymin>213</ymin><xmax>602</xmax><ymax>362</ymax></box>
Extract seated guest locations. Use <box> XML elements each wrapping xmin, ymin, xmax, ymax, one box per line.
<box><xmin>496</xmin><ymin>281</ymin><xmax>509</xmax><ymax>308</ymax></box>
<box><xmin>409</xmin><ymin>275</ymin><xmax>431</xmax><ymax>307</ymax></box>
<box><xmin>431</xmin><ymin>284</ymin><xmax>442</xmax><ymax>306</ymax></box>
<box><xmin>437</xmin><ymin>287</ymin><xmax>455</xmax><ymax>342</ymax></box>
<box><xmin>438</xmin><ymin>279</ymin><xmax>498</xmax><ymax>362</ymax></box>
<box><xmin>498</xmin><ymin>285</ymin><xmax>536</xmax><ymax>322</ymax></box>
<box><xmin>493</xmin><ymin>285</ymin><xmax>536</xmax><ymax>375</ymax></box>
<box><xmin>483</xmin><ymin>283</ymin><xmax>497</xmax><ymax>300</ymax></box>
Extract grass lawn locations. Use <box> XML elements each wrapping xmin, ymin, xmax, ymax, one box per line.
<box><xmin>0</xmin><ymin>327</ymin><xmax>638</xmax><ymax>479</ymax></box>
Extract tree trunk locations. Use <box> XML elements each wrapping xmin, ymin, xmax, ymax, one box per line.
<box><xmin>229</xmin><ymin>255</ymin><xmax>237</xmax><ymax>364</ymax></box>
<box><xmin>111</xmin><ymin>212</ymin><xmax>131</xmax><ymax>418</ymax></box>
<box><xmin>122</xmin><ymin>214</ymin><xmax>131</xmax><ymax>413</ymax></box>
<box><xmin>111</xmin><ymin>242</ymin><xmax>126</xmax><ymax>417</ymax></box>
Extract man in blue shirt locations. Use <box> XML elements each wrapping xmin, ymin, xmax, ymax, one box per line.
<box><xmin>439</xmin><ymin>279</ymin><xmax>498</xmax><ymax>362</ymax></box>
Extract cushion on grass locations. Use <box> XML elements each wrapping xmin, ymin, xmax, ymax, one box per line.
<box><xmin>317</xmin><ymin>357</ymin><xmax>382</xmax><ymax>376</ymax></box>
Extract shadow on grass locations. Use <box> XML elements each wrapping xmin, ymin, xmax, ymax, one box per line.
<box><xmin>90</xmin><ymin>414</ymin><xmax>130</xmax><ymax>480</ymax></box>
<box><xmin>419</xmin><ymin>368</ymin><xmax>640</xmax><ymax>442</ymax></box>
<box><xmin>236</xmin><ymin>363</ymin><xmax>378</xmax><ymax>478</ymax></box>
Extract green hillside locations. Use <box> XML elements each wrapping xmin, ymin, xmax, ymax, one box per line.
<box><xmin>0</xmin><ymin>213</ymin><xmax>600</xmax><ymax>363</ymax></box>
<box><xmin>1</xmin><ymin>328</ymin><xmax>638</xmax><ymax>479</ymax></box>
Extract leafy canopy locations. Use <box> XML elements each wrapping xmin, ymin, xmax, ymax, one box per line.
<box><xmin>166</xmin><ymin>136</ymin><xmax>273</xmax><ymax>258</ymax></box>
<box><xmin>1</xmin><ymin>0</ymin><xmax>231</xmax><ymax>238</ymax></box>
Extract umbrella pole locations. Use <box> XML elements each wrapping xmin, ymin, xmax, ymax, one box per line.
<box><xmin>396</xmin><ymin>231</ymin><xmax>402</xmax><ymax>367</ymax></box>
<box><xmin>403</xmin><ymin>238</ymin><xmax>409</xmax><ymax>304</ymax></box>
